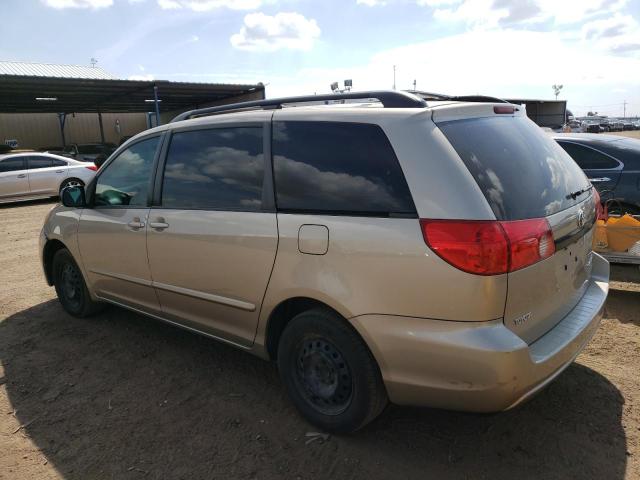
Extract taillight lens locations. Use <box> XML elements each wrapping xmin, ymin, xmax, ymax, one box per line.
<box><xmin>85</xmin><ymin>165</ymin><xmax>98</xmax><ymax>171</ymax></box>
<box><xmin>494</xmin><ymin>105</ymin><xmax>515</xmax><ymax>114</ymax></box>
<box><xmin>420</xmin><ymin>218</ymin><xmax>555</xmax><ymax>275</ymax></box>
<box><xmin>500</xmin><ymin>218</ymin><xmax>555</xmax><ymax>271</ymax></box>
<box><xmin>420</xmin><ymin>220</ymin><xmax>508</xmax><ymax>275</ymax></box>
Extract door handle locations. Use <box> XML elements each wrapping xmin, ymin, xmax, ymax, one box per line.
<box><xmin>127</xmin><ymin>219</ymin><xmax>145</xmax><ymax>229</ymax></box>
<box><xmin>149</xmin><ymin>221</ymin><xmax>169</xmax><ymax>230</ymax></box>
<box><xmin>17</xmin><ymin>174</ymin><xmax>26</xmax><ymax>178</ymax></box>
<box><xmin>588</xmin><ymin>177</ymin><xmax>611</xmax><ymax>183</ymax></box>
<box><xmin>56</xmin><ymin>170</ymin><xmax>64</xmax><ymax>173</ymax></box>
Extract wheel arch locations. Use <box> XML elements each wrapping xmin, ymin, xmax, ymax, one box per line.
<box><xmin>42</xmin><ymin>238</ymin><xmax>69</xmax><ymax>285</ymax></box>
<box><xmin>264</xmin><ymin>296</ymin><xmax>372</xmax><ymax>362</ymax></box>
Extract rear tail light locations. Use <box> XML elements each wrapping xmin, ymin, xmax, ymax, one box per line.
<box><xmin>420</xmin><ymin>218</ymin><xmax>555</xmax><ymax>275</ymax></box>
<box><xmin>85</xmin><ymin>165</ymin><xmax>98</xmax><ymax>171</ymax></box>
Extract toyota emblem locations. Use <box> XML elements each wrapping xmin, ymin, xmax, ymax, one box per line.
<box><xmin>577</xmin><ymin>209</ymin><xmax>585</xmax><ymax>229</ymax></box>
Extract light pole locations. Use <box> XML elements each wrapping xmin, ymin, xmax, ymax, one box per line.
<box><xmin>552</xmin><ymin>84</ymin><xmax>563</xmax><ymax>100</ymax></box>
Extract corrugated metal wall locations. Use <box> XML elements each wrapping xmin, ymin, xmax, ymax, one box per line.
<box><xmin>0</xmin><ymin>112</ymin><xmax>148</xmax><ymax>149</ymax></box>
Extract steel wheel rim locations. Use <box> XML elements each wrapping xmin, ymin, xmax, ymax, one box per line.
<box><xmin>295</xmin><ymin>337</ymin><xmax>353</xmax><ymax>415</ymax></box>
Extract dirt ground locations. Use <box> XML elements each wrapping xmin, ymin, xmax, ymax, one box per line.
<box><xmin>0</xmin><ymin>200</ymin><xmax>639</xmax><ymax>480</ymax></box>
<box><xmin>613</xmin><ymin>130</ymin><xmax>640</xmax><ymax>140</ymax></box>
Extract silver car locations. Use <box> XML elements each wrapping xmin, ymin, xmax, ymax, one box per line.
<box><xmin>0</xmin><ymin>152</ymin><xmax>97</xmax><ymax>203</ymax></box>
<box><xmin>40</xmin><ymin>91</ymin><xmax>609</xmax><ymax>433</ymax></box>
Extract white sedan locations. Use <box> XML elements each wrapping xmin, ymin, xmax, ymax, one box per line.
<box><xmin>0</xmin><ymin>152</ymin><xmax>97</xmax><ymax>204</ymax></box>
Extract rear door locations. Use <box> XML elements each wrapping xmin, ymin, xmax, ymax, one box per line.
<box><xmin>146</xmin><ymin>116</ymin><xmax>278</xmax><ymax>347</ymax></box>
<box><xmin>0</xmin><ymin>157</ymin><xmax>29</xmax><ymax>200</ymax></box>
<box><xmin>556</xmin><ymin>140</ymin><xmax>622</xmax><ymax>194</ymax></box>
<box><xmin>437</xmin><ymin>111</ymin><xmax>596</xmax><ymax>344</ymax></box>
<box><xmin>26</xmin><ymin>155</ymin><xmax>68</xmax><ymax>196</ymax></box>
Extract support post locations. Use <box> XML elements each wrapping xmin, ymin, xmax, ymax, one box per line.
<box><xmin>154</xmin><ymin>85</ymin><xmax>161</xmax><ymax>126</ymax></box>
<box><xmin>98</xmin><ymin>111</ymin><xmax>105</xmax><ymax>143</ymax></box>
<box><xmin>58</xmin><ymin>113</ymin><xmax>67</xmax><ymax>147</ymax></box>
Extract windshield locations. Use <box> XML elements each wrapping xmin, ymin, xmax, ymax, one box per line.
<box><xmin>438</xmin><ymin>116</ymin><xmax>591</xmax><ymax>220</ymax></box>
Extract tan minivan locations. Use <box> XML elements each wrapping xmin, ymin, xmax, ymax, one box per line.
<box><xmin>40</xmin><ymin>91</ymin><xmax>609</xmax><ymax>432</ymax></box>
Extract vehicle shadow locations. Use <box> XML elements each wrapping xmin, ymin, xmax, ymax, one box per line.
<box><xmin>0</xmin><ymin>198</ymin><xmax>57</xmax><ymax>210</ymax></box>
<box><xmin>0</xmin><ymin>300</ymin><xmax>627</xmax><ymax>480</ymax></box>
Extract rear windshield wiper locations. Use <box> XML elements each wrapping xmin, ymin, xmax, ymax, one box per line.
<box><xmin>566</xmin><ymin>185</ymin><xmax>592</xmax><ymax>200</ymax></box>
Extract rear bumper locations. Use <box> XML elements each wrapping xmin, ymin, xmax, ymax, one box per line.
<box><xmin>350</xmin><ymin>253</ymin><xmax>609</xmax><ymax>412</ymax></box>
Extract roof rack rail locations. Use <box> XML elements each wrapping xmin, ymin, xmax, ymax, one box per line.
<box><xmin>170</xmin><ymin>90</ymin><xmax>427</xmax><ymax>123</ymax></box>
<box><xmin>407</xmin><ymin>90</ymin><xmax>510</xmax><ymax>104</ymax></box>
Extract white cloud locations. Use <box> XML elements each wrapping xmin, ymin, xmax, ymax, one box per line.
<box><xmin>356</xmin><ymin>0</ymin><xmax>387</xmax><ymax>6</ymax></box>
<box><xmin>230</xmin><ymin>12</ymin><xmax>321</xmax><ymax>52</ymax></box>
<box><xmin>157</xmin><ymin>0</ymin><xmax>262</xmax><ymax>10</ymax></box>
<box><xmin>416</xmin><ymin>0</ymin><xmax>460</xmax><ymax>5</ymax></box>
<box><xmin>157</xmin><ymin>0</ymin><xmax>181</xmax><ymax>8</ymax></box>
<box><xmin>128</xmin><ymin>73</ymin><xmax>154</xmax><ymax>80</ymax></box>
<box><xmin>581</xmin><ymin>13</ymin><xmax>640</xmax><ymax>54</ymax></box>
<box><xmin>423</xmin><ymin>0</ymin><xmax>630</xmax><ymax>28</ymax></box>
<box><xmin>42</xmin><ymin>0</ymin><xmax>113</xmax><ymax>8</ymax></box>
<box><xmin>262</xmin><ymin>29</ymin><xmax>640</xmax><ymax>114</ymax></box>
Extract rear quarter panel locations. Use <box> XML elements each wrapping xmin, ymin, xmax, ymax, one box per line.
<box><xmin>255</xmin><ymin>214</ymin><xmax>508</xmax><ymax>349</ymax></box>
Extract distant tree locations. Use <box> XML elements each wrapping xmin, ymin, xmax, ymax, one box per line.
<box><xmin>587</xmin><ymin>111</ymin><xmax>598</xmax><ymax>116</ymax></box>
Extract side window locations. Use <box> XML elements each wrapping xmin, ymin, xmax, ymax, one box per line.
<box><xmin>558</xmin><ymin>142</ymin><xmax>620</xmax><ymax>169</ymax></box>
<box><xmin>27</xmin><ymin>157</ymin><xmax>53</xmax><ymax>169</ymax></box>
<box><xmin>272</xmin><ymin>121</ymin><xmax>416</xmax><ymax>215</ymax></box>
<box><xmin>161</xmin><ymin>127</ymin><xmax>264</xmax><ymax>210</ymax></box>
<box><xmin>0</xmin><ymin>158</ymin><xmax>26</xmax><ymax>173</ymax></box>
<box><xmin>52</xmin><ymin>159</ymin><xmax>68</xmax><ymax>167</ymax></box>
<box><xmin>94</xmin><ymin>137</ymin><xmax>159</xmax><ymax>207</ymax></box>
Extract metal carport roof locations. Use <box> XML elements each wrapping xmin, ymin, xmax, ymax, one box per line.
<box><xmin>0</xmin><ymin>75</ymin><xmax>265</xmax><ymax>114</ymax></box>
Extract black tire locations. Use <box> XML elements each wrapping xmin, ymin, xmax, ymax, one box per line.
<box><xmin>52</xmin><ymin>249</ymin><xmax>102</xmax><ymax>317</ymax></box>
<box><xmin>277</xmin><ymin>309</ymin><xmax>388</xmax><ymax>433</ymax></box>
<box><xmin>59</xmin><ymin>178</ymin><xmax>84</xmax><ymax>197</ymax></box>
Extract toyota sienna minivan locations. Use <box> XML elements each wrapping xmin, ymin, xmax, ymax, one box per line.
<box><xmin>40</xmin><ymin>91</ymin><xmax>609</xmax><ymax>432</ymax></box>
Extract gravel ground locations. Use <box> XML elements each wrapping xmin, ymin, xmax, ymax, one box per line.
<box><xmin>0</xmin><ymin>199</ymin><xmax>639</xmax><ymax>480</ymax></box>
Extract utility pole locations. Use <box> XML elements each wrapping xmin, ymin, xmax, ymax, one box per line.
<box><xmin>393</xmin><ymin>65</ymin><xmax>396</xmax><ymax>90</ymax></box>
<box><xmin>413</xmin><ymin>79</ymin><xmax>416</xmax><ymax>91</ymax></box>
<box><xmin>623</xmin><ymin>100</ymin><xmax>627</xmax><ymax>118</ymax></box>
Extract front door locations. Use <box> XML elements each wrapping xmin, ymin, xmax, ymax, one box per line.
<box><xmin>146</xmin><ymin>121</ymin><xmax>278</xmax><ymax>346</ymax></box>
<box><xmin>77</xmin><ymin>136</ymin><xmax>162</xmax><ymax>314</ymax></box>
<box><xmin>0</xmin><ymin>157</ymin><xmax>29</xmax><ymax>200</ymax></box>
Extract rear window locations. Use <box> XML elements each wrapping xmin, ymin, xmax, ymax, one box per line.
<box><xmin>438</xmin><ymin>116</ymin><xmax>590</xmax><ymax>220</ymax></box>
<box><xmin>598</xmin><ymin>138</ymin><xmax>640</xmax><ymax>170</ymax></box>
<box><xmin>272</xmin><ymin>121</ymin><xmax>415</xmax><ymax>216</ymax></box>
<box><xmin>557</xmin><ymin>142</ymin><xmax>620</xmax><ymax>169</ymax></box>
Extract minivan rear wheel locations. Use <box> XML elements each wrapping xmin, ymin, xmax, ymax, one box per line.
<box><xmin>277</xmin><ymin>309</ymin><xmax>388</xmax><ymax>433</ymax></box>
<box><xmin>52</xmin><ymin>248</ymin><xmax>102</xmax><ymax>317</ymax></box>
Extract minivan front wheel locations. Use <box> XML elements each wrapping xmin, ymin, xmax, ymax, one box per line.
<box><xmin>52</xmin><ymin>249</ymin><xmax>101</xmax><ymax>317</ymax></box>
<box><xmin>277</xmin><ymin>309</ymin><xmax>388</xmax><ymax>433</ymax></box>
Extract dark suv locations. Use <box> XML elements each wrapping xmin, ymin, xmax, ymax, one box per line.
<box><xmin>554</xmin><ymin>133</ymin><xmax>640</xmax><ymax>214</ymax></box>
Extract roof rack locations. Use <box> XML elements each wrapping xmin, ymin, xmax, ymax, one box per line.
<box><xmin>170</xmin><ymin>90</ymin><xmax>427</xmax><ymax>123</ymax></box>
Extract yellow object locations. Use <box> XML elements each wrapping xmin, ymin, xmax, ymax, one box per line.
<box><xmin>593</xmin><ymin>219</ymin><xmax>608</xmax><ymax>251</ymax></box>
<box><xmin>604</xmin><ymin>214</ymin><xmax>640</xmax><ymax>252</ymax></box>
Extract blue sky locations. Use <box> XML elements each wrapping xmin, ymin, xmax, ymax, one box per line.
<box><xmin>1</xmin><ymin>0</ymin><xmax>639</xmax><ymax>116</ymax></box>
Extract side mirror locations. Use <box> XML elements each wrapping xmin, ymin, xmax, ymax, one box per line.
<box><xmin>61</xmin><ymin>185</ymin><xmax>86</xmax><ymax>208</ymax></box>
